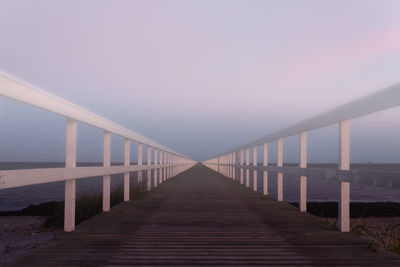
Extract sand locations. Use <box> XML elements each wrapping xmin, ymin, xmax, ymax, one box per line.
<box><xmin>0</xmin><ymin>216</ymin><xmax>60</xmax><ymax>266</ymax></box>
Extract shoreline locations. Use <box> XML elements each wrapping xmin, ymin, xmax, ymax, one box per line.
<box><xmin>289</xmin><ymin>202</ymin><xmax>400</xmax><ymax>218</ymax></box>
<box><xmin>2</xmin><ymin>201</ymin><xmax>400</xmax><ymax>219</ymax></box>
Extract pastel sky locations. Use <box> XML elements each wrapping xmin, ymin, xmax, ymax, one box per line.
<box><xmin>1</xmin><ymin>0</ymin><xmax>400</xmax><ymax>163</ymax></box>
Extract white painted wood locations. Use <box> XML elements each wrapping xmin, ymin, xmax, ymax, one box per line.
<box><xmin>171</xmin><ymin>154</ymin><xmax>173</xmax><ymax>178</ymax></box>
<box><xmin>228</xmin><ymin>153</ymin><xmax>231</xmax><ymax>178</ymax></box>
<box><xmin>64</xmin><ymin>119</ymin><xmax>77</xmax><ymax>232</ymax></box>
<box><xmin>124</xmin><ymin>138</ymin><xmax>130</xmax><ymax>202</ymax></box>
<box><xmin>154</xmin><ymin>149</ymin><xmax>158</xmax><ymax>187</ymax></box>
<box><xmin>230</xmin><ymin>153</ymin><xmax>233</xmax><ymax>179</ymax></box>
<box><xmin>169</xmin><ymin>153</ymin><xmax>172</xmax><ymax>179</ymax></box>
<box><xmin>217</xmin><ymin>82</ymin><xmax>400</xmax><ymax>155</ymax></box>
<box><xmin>0</xmin><ymin>71</ymin><xmax>189</xmax><ymax>159</ymax></box>
<box><xmin>240</xmin><ymin>150</ymin><xmax>244</xmax><ymax>184</ymax></box>
<box><xmin>339</xmin><ymin>120</ymin><xmax>350</xmax><ymax>232</ymax></box>
<box><xmin>163</xmin><ymin>151</ymin><xmax>166</xmax><ymax>181</ymax></box>
<box><xmin>166</xmin><ymin>153</ymin><xmax>169</xmax><ymax>180</ymax></box>
<box><xmin>263</xmin><ymin>142</ymin><xmax>268</xmax><ymax>195</ymax></box>
<box><xmin>246</xmin><ymin>148</ymin><xmax>250</xmax><ymax>187</ymax></box>
<box><xmin>253</xmin><ymin>146</ymin><xmax>257</xmax><ymax>192</ymax></box>
<box><xmin>217</xmin><ymin>156</ymin><xmax>220</xmax><ymax>173</ymax></box>
<box><xmin>299</xmin><ymin>132</ymin><xmax>307</xmax><ymax>212</ymax></box>
<box><xmin>233</xmin><ymin>152</ymin><xmax>236</xmax><ymax>180</ymax></box>
<box><xmin>147</xmin><ymin>146</ymin><xmax>152</xmax><ymax>191</ymax></box>
<box><xmin>138</xmin><ymin>143</ymin><xmax>143</xmax><ymax>183</ymax></box>
<box><xmin>159</xmin><ymin>151</ymin><xmax>163</xmax><ymax>184</ymax></box>
<box><xmin>0</xmin><ymin>165</ymin><xmax>168</xmax><ymax>189</ymax></box>
<box><xmin>277</xmin><ymin>138</ymin><xmax>283</xmax><ymax>202</ymax></box>
<box><xmin>103</xmin><ymin>132</ymin><xmax>111</xmax><ymax>212</ymax></box>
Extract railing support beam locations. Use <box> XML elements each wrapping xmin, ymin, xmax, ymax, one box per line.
<box><xmin>339</xmin><ymin>120</ymin><xmax>350</xmax><ymax>232</ymax></box>
<box><xmin>124</xmin><ymin>138</ymin><xmax>130</xmax><ymax>202</ymax></box>
<box><xmin>138</xmin><ymin>143</ymin><xmax>143</xmax><ymax>183</ymax></box>
<box><xmin>64</xmin><ymin>119</ymin><xmax>77</xmax><ymax>232</ymax></box>
<box><xmin>103</xmin><ymin>132</ymin><xmax>111</xmax><ymax>212</ymax></box>
<box><xmin>277</xmin><ymin>138</ymin><xmax>283</xmax><ymax>201</ymax></box>
<box><xmin>240</xmin><ymin>150</ymin><xmax>244</xmax><ymax>184</ymax></box>
<box><xmin>154</xmin><ymin>149</ymin><xmax>158</xmax><ymax>187</ymax></box>
<box><xmin>299</xmin><ymin>132</ymin><xmax>307</xmax><ymax>212</ymax></box>
<box><xmin>263</xmin><ymin>142</ymin><xmax>268</xmax><ymax>195</ymax></box>
<box><xmin>246</xmin><ymin>148</ymin><xmax>250</xmax><ymax>187</ymax></box>
<box><xmin>159</xmin><ymin>151</ymin><xmax>163</xmax><ymax>184</ymax></box>
<box><xmin>147</xmin><ymin>146</ymin><xmax>152</xmax><ymax>191</ymax></box>
<box><xmin>253</xmin><ymin>146</ymin><xmax>257</xmax><ymax>192</ymax></box>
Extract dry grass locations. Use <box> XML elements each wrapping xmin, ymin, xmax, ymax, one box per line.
<box><xmin>325</xmin><ymin>217</ymin><xmax>400</xmax><ymax>255</ymax></box>
<box><xmin>44</xmin><ymin>182</ymin><xmax>147</xmax><ymax>229</ymax></box>
<box><xmin>351</xmin><ymin>218</ymin><xmax>400</xmax><ymax>254</ymax></box>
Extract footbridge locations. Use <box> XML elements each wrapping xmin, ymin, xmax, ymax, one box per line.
<box><xmin>1</xmin><ymin>71</ymin><xmax>400</xmax><ymax>265</ymax></box>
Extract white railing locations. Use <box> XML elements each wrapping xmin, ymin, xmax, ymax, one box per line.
<box><xmin>0</xmin><ymin>71</ymin><xmax>196</xmax><ymax>232</ymax></box>
<box><xmin>203</xmin><ymin>83</ymin><xmax>400</xmax><ymax>232</ymax></box>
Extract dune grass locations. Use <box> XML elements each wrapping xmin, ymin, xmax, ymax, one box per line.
<box><xmin>44</xmin><ymin>182</ymin><xmax>148</xmax><ymax>229</ymax></box>
<box><xmin>351</xmin><ymin>218</ymin><xmax>400</xmax><ymax>254</ymax></box>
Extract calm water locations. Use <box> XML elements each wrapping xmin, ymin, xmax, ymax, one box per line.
<box><xmin>1</xmin><ymin>162</ymin><xmax>400</xmax><ymax>211</ymax></box>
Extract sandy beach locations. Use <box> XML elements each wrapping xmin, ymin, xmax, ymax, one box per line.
<box><xmin>0</xmin><ymin>216</ymin><xmax>60</xmax><ymax>266</ymax></box>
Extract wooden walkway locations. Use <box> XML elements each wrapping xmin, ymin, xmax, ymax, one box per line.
<box><xmin>12</xmin><ymin>164</ymin><xmax>400</xmax><ymax>266</ymax></box>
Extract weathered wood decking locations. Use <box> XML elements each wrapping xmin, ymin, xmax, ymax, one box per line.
<box><xmin>11</xmin><ymin>164</ymin><xmax>400</xmax><ymax>266</ymax></box>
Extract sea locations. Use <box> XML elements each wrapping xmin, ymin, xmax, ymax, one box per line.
<box><xmin>1</xmin><ymin>162</ymin><xmax>400</xmax><ymax>211</ymax></box>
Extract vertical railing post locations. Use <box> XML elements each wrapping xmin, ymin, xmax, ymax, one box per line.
<box><xmin>174</xmin><ymin>155</ymin><xmax>177</xmax><ymax>177</ymax></box>
<box><xmin>277</xmin><ymin>138</ymin><xmax>283</xmax><ymax>201</ymax></box>
<box><xmin>64</xmin><ymin>119</ymin><xmax>77</xmax><ymax>232</ymax></box>
<box><xmin>225</xmin><ymin>154</ymin><xmax>228</xmax><ymax>177</ymax></box>
<box><xmin>222</xmin><ymin>155</ymin><xmax>225</xmax><ymax>176</ymax></box>
<box><xmin>246</xmin><ymin>148</ymin><xmax>250</xmax><ymax>187</ymax></box>
<box><xmin>172</xmin><ymin>154</ymin><xmax>175</xmax><ymax>178</ymax></box>
<box><xmin>159</xmin><ymin>151</ymin><xmax>163</xmax><ymax>184</ymax></box>
<box><xmin>103</xmin><ymin>132</ymin><xmax>111</xmax><ymax>211</ymax></box>
<box><xmin>170</xmin><ymin>154</ymin><xmax>173</xmax><ymax>178</ymax></box>
<box><xmin>339</xmin><ymin>120</ymin><xmax>350</xmax><ymax>232</ymax></box>
<box><xmin>138</xmin><ymin>143</ymin><xmax>143</xmax><ymax>183</ymax></box>
<box><xmin>166</xmin><ymin>153</ymin><xmax>170</xmax><ymax>180</ymax></box>
<box><xmin>253</xmin><ymin>146</ymin><xmax>257</xmax><ymax>192</ymax></box>
<box><xmin>154</xmin><ymin>149</ymin><xmax>158</xmax><ymax>187</ymax></box>
<box><xmin>165</xmin><ymin>151</ymin><xmax>167</xmax><ymax>181</ymax></box>
<box><xmin>240</xmin><ymin>150</ymin><xmax>244</xmax><ymax>184</ymax></box>
<box><xmin>230</xmin><ymin>153</ymin><xmax>233</xmax><ymax>179</ymax></box>
<box><xmin>263</xmin><ymin>142</ymin><xmax>268</xmax><ymax>195</ymax></box>
<box><xmin>217</xmin><ymin>155</ymin><xmax>220</xmax><ymax>173</ymax></box>
<box><xmin>228</xmin><ymin>153</ymin><xmax>231</xmax><ymax>178</ymax></box>
<box><xmin>299</xmin><ymin>132</ymin><xmax>307</xmax><ymax>212</ymax></box>
<box><xmin>147</xmin><ymin>146</ymin><xmax>151</xmax><ymax>191</ymax></box>
<box><xmin>163</xmin><ymin>151</ymin><xmax>166</xmax><ymax>181</ymax></box>
<box><xmin>124</xmin><ymin>138</ymin><xmax>130</xmax><ymax>202</ymax></box>
<box><xmin>233</xmin><ymin>152</ymin><xmax>236</xmax><ymax>180</ymax></box>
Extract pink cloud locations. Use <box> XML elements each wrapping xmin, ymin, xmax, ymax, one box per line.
<box><xmin>287</xmin><ymin>26</ymin><xmax>400</xmax><ymax>84</ymax></box>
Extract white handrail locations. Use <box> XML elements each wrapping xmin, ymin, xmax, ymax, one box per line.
<box><xmin>223</xmin><ymin>83</ymin><xmax>400</xmax><ymax>155</ymax></box>
<box><xmin>0</xmin><ymin>70</ymin><xmax>196</xmax><ymax>232</ymax></box>
<box><xmin>0</xmin><ymin>70</ymin><xmax>187</xmax><ymax>158</ymax></box>
<box><xmin>203</xmin><ymin>83</ymin><xmax>400</xmax><ymax>233</ymax></box>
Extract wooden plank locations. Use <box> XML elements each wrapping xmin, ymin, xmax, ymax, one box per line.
<box><xmin>10</xmin><ymin>164</ymin><xmax>400</xmax><ymax>266</ymax></box>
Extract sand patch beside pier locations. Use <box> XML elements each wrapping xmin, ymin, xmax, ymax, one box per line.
<box><xmin>0</xmin><ymin>216</ymin><xmax>60</xmax><ymax>265</ymax></box>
